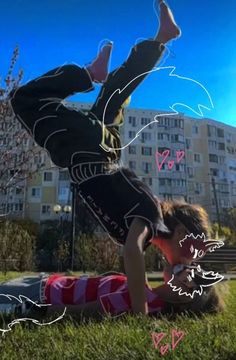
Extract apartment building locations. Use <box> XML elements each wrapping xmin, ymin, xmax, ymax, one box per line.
<box><xmin>120</xmin><ymin>108</ymin><xmax>187</xmax><ymax>201</ymax></box>
<box><xmin>0</xmin><ymin>102</ymin><xmax>235</xmax><ymax>223</ymax></box>
<box><xmin>121</xmin><ymin>107</ymin><xmax>236</xmax><ymax>222</ymax></box>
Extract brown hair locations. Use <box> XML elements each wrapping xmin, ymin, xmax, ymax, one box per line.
<box><xmin>159</xmin><ymin>201</ymin><xmax>210</xmax><ymax>239</ymax></box>
<box><xmin>170</xmin><ymin>285</ymin><xmax>225</xmax><ymax>316</ymax></box>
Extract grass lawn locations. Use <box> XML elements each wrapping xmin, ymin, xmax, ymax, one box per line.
<box><xmin>0</xmin><ymin>272</ymin><xmax>235</xmax><ymax>360</ymax></box>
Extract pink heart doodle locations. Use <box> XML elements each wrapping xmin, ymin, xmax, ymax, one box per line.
<box><xmin>176</xmin><ymin>150</ymin><xmax>185</xmax><ymax>163</ymax></box>
<box><xmin>168</xmin><ymin>160</ymin><xmax>175</xmax><ymax>170</ymax></box>
<box><xmin>171</xmin><ymin>329</ymin><xmax>186</xmax><ymax>350</ymax></box>
<box><xmin>155</xmin><ymin>150</ymin><xmax>170</xmax><ymax>171</ymax></box>
<box><xmin>151</xmin><ymin>332</ymin><xmax>167</xmax><ymax>349</ymax></box>
<box><xmin>160</xmin><ymin>344</ymin><xmax>170</xmax><ymax>356</ymax></box>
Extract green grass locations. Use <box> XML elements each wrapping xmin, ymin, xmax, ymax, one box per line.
<box><xmin>0</xmin><ymin>273</ymin><xmax>235</xmax><ymax>360</ymax></box>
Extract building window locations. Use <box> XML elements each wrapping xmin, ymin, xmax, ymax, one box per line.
<box><xmin>128</xmin><ymin>145</ymin><xmax>136</xmax><ymax>155</ymax></box>
<box><xmin>163</xmin><ymin>117</ymin><xmax>171</xmax><ymax>127</ymax></box>
<box><xmin>41</xmin><ymin>205</ymin><xmax>51</xmax><ymax>215</ymax></box>
<box><xmin>220</xmin><ymin>199</ymin><xmax>230</xmax><ymax>208</ymax></box>
<box><xmin>217</xmin><ymin>128</ymin><xmax>224</xmax><ymax>138</ymax></box>
<box><xmin>141</xmin><ymin>147</ymin><xmax>152</xmax><ymax>156</ymax></box>
<box><xmin>158</xmin><ymin>133</ymin><xmax>170</xmax><ymax>141</ymax></box>
<box><xmin>163</xmin><ymin>194</ymin><xmax>172</xmax><ymax>200</ymax></box>
<box><xmin>174</xmin><ymin>118</ymin><xmax>183</xmax><ymax>128</ymax></box>
<box><xmin>142</xmin><ymin>162</ymin><xmax>152</xmax><ymax>174</ymax></box>
<box><xmin>187</xmin><ymin>167</ymin><xmax>194</xmax><ymax>178</ymax></box>
<box><xmin>194</xmin><ymin>154</ymin><xmax>201</xmax><ymax>163</ymax></box>
<box><xmin>141</xmin><ymin>132</ymin><xmax>151</xmax><ymax>142</ymax></box>
<box><xmin>141</xmin><ymin>117</ymin><xmax>151</xmax><ymax>126</ymax></box>
<box><xmin>186</xmin><ymin>139</ymin><xmax>191</xmax><ymax>149</ymax></box>
<box><xmin>159</xmin><ymin>179</ymin><xmax>165</xmax><ymax>186</ymax></box>
<box><xmin>227</xmin><ymin>146</ymin><xmax>235</xmax><ymax>155</ymax></box>
<box><xmin>31</xmin><ymin>187</ymin><xmax>41</xmax><ymax>198</ymax></box>
<box><xmin>15</xmin><ymin>187</ymin><xmax>23</xmax><ymax>195</ymax></box>
<box><xmin>129</xmin><ymin>161</ymin><xmax>136</xmax><ymax>170</ymax></box>
<box><xmin>219</xmin><ymin>156</ymin><xmax>225</xmax><ymax>165</ymax></box>
<box><xmin>210</xmin><ymin>168</ymin><xmax>219</xmax><ymax>177</ymax></box>
<box><xmin>207</xmin><ymin>125</ymin><xmax>216</xmax><ymax>137</ymax></box>
<box><xmin>208</xmin><ymin>140</ymin><xmax>217</xmax><ymax>149</ymax></box>
<box><xmin>128</xmin><ymin>131</ymin><xmax>136</xmax><ymax>139</ymax></box>
<box><xmin>171</xmin><ymin>134</ymin><xmax>184</xmax><ymax>143</ymax></box>
<box><xmin>128</xmin><ymin>116</ymin><xmax>137</xmax><ymax>127</ymax></box>
<box><xmin>218</xmin><ymin>142</ymin><xmax>225</xmax><ymax>151</ymax></box>
<box><xmin>58</xmin><ymin>186</ymin><xmax>69</xmax><ymax>201</ymax></box>
<box><xmin>158</xmin><ymin>147</ymin><xmax>170</xmax><ymax>154</ymax></box>
<box><xmin>192</xmin><ymin>125</ymin><xmax>199</xmax><ymax>134</ymax></box>
<box><xmin>226</xmin><ymin>133</ymin><xmax>232</xmax><ymax>143</ymax></box>
<box><xmin>43</xmin><ymin>171</ymin><xmax>53</xmax><ymax>182</ymax></box>
<box><xmin>194</xmin><ymin>183</ymin><xmax>203</xmax><ymax>195</ymax></box>
<box><xmin>175</xmin><ymin>164</ymin><xmax>185</xmax><ymax>172</ymax></box>
<box><xmin>209</xmin><ymin>154</ymin><xmax>218</xmax><ymax>163</ymax></box>
<box><xmin>59</xmin><ymin>171</ymin><xmax>70</xmax><ymax>181</ymax></box>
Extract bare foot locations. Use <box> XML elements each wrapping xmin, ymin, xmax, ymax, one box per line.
<box><xmin>155</xmin><ymin>1</ymin><xmax>181</xmax><ymax>44</ymax></box>
<box><xmin>86</xmin><ymin>41</ymin><xmax>113</xmax><ymax>84</ymax></box>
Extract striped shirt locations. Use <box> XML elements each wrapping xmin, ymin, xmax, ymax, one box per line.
<box><xmin>44</xmin><ymin>274</ymin><xmax>165</xmax><ymax>315</ymax></box>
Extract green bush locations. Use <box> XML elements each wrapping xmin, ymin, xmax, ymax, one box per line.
<box><xmin>0</xmin><ymin>220</ymin><xmax>36</xmax><ymax>274</ymax></box>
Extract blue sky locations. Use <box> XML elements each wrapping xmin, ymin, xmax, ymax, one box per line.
<box><xmin>1</xmin><ymin>0</ymin><xmax>236</xmax><ymax>126</ymax></box>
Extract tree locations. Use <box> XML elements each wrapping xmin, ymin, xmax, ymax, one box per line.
<box><xmin>222</xmin><ymin>208</ymin><xmax>236</xmax><ymax>232</ymax></box>
<box><xmin>53</xmin><ymin>237</ymin><xmax>70</xmax><ymax>272</ymax></box>
<box><xmin>211</xmin><ymin>222</ymin><xmax>236</xmax><ymax>246</ymax></box>
<box><xmin>74</xmin><ymin>233</ymin><xmax>119</xmax><ymax>273</ymax></box>
<box><xmin>0</xmin><ymin>46</ymin><xmax>47</xmax><ymax>219</ymax></box>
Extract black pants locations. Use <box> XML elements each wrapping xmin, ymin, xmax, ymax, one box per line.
<box><xmin>10</xmin><ymin>40</ymin><xmax>165</xmax><ymax>168</ymax></box>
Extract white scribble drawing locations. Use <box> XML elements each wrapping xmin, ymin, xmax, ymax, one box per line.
<box><xmin>179</xmin><ymin>232</ymin><xmax>225</xmax><ymax>259</ymax></box>
<box><xmin>0</xmin><ymin>293</ymin><xmax>66</xmax><ymax>336</ymax></box>
<box><xmin>99</xmin><ymin>65</ymin><xmax>214</xmax><ymax>153</ymax></box>
<box><xmin>167</xmin><ymin>265</ymin><xmax>224</xmax><ymax>299</ymax></box>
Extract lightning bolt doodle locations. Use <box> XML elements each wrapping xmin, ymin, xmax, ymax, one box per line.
<box><xmin>99</xmin><ymin>66</ymin><xmax>214</xmax><ymax>152</ymax></box>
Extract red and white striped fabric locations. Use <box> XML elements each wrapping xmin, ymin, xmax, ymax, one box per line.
<box><xmin>44</xmin><ymin>274</ymin><xmax>165</xmax><ymax>315</ymax></box>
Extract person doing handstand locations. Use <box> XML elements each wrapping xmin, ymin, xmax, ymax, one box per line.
<box><xmin>10</xmin><ymin>1</ymin><xmax>211</xmax><ymax>315</ymax></box>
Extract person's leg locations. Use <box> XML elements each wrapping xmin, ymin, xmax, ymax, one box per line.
<box><xmin>10</xmin><ymin>64</ymin><xmax>94</xmax><ymax>141</ymax></box>
<box><xmin>9</xmin><ymin>44</ymin><xmax>115</xmax><ymax>168</ymax></box>
<box><xmin>10</xmin><ymin>42</ymin><xmax>114</xmax><ymax>146</ymax></box>
<box><xmin>0</xmin><ymin>275</ymin><xmax>43</xmax><ymax>305</ymax></box>
<box><xmin>90</xmin><ymin>0</ymin><xmax>181</xmax><ymax>126</ymax></box>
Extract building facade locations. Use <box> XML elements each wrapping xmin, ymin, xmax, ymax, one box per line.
<box><xmin>0</xmin><ymin>102</ymin><xmax>235</xmax><ymax>223</ymax></box>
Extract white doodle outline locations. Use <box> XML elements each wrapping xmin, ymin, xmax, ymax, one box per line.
<box><xmin>167</xmin><ymin>266</ymin><xmax>224</xmax><ymax>299</ymax></box>
<box><xmin>0</xmin><ymin>293</ymin><xmax>66</xmax><ymax>336</ymax></box>
<box><xmin>99</xmin><ymin>65</ymin><xmax>214</xmax><ymax>152</ymax></box>
<box><xmin>179</xmin><ymin>232</ymin><xmax>225</xmax><ymax>256</ymax></box>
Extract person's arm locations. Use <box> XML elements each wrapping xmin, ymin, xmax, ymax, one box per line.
<box><xmin>123</xmin><ymin>217</ymin><xmax>150</xmax><ymax>315</ymax></box>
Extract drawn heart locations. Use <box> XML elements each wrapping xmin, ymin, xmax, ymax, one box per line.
<box><xmin>171</xmin><ymin>329</ymin><xmax>186</xmax><ymax>350</ymax></box>
<box><xmin>151</xmin><ymin>332</ymin><xmax>167</xmax><ymax>349</ymax></box>
<box><xmin>155</xmin><ymin>149</ymin><xmax>170</xmax><ymax>171</ymax></box>
<box><xmin>176</xmin><ymin>150</ymin><xmax>185</xmax><ymax>163</ymax></box>
<box><xmin>159</xmin><ymin>343</ymin><xmax>170</xmax><ymax>356</ymax></box>
<box><xmin>168</xmin><ymin>160</ymin><xmax>175</xmax><ymax>170</ymax></box>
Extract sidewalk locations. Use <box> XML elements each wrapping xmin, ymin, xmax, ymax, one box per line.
<box><xmin>147</xmin><ymin>271</ymin><xmax>236</xmax><ymax>282</ymax></box>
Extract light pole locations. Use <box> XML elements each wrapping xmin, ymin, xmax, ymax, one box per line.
<box><xmin>70</xmin><ymin>182</ymin><xmax>77</xmax><ymax>272</ymax></box>
<box><xmin>53</xmin><ymin>204</ymin><xmax>72</xmax><ymax>268</ymax></box>
<box><xmin>54</xmin><ymin>183</ymin><xmax>77</xmax><ymax>271</ymax></box>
